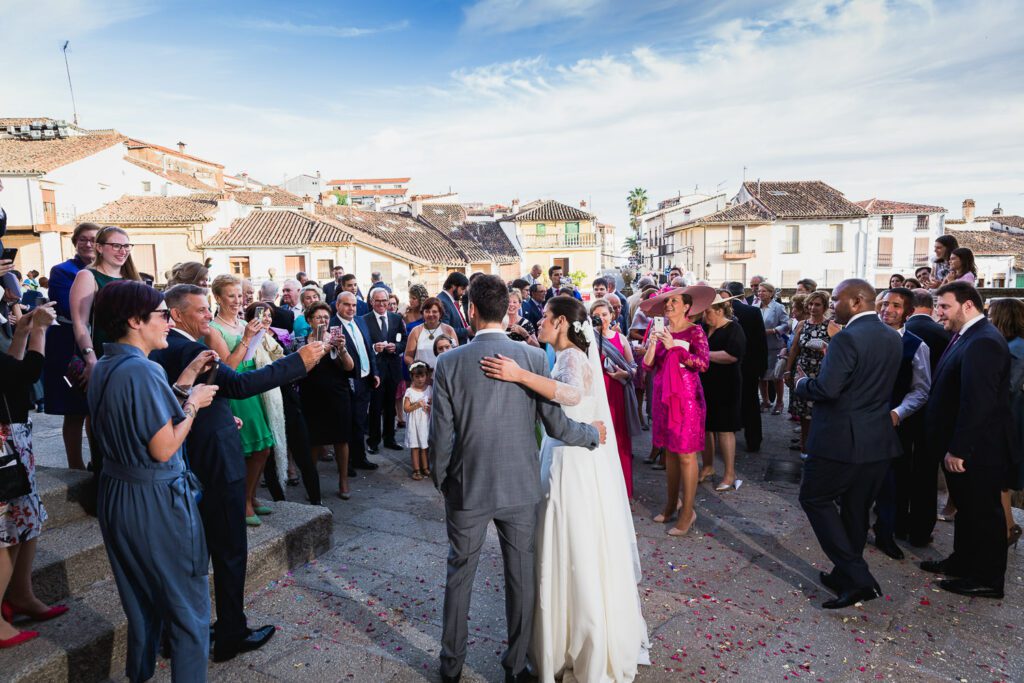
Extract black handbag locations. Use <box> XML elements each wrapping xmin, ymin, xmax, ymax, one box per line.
<box><xmin>0</xmin><ymin>402</ymin><xmax>32</xmax><ymax>503</ymax></box>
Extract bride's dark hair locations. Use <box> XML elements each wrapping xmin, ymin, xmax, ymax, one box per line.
<box><xmin>545</xmin><ymin>296</ymin><xmax>590</xmax><ymax>355</ymax></box>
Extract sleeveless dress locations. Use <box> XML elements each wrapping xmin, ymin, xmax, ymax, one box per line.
<box><xmin>210</xmin><ymin>319</ymin><xmax>275</xmax><ymax>455</ymax></box>
<box><xmin>89</xmin><ymin>269</ymin><xmax>123</xmax><ymax>360</ymax></box>
<box><xmin>534</xmin><ymin>347</ymin><xmax>650</xmax><ymax>682</ymax></box>
<box><xmin>642</xmin><ymin>325</ymin><xmax>710</xmax><ymax>454</ymax></box>
<box><xmin>414</xmin><ymin>324</ymin><xmax>444</xmax><ymax>368</ymax></box>
<box><xmin>601</xmin><ymin>332</ymin><xmax>633</xmax><ymax>498</ymax></box>
<box><xmin>789</xmin><ymin>320</ymin><xmax>829</xmax><ymax>419</ymax></box>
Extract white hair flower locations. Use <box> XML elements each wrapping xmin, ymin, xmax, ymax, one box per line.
<box><xmin>572</xmin><ymin>320</ymin><xmax>583</xmax><ymax>333</ymax></box>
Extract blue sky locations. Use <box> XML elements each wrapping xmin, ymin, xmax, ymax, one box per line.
<box><xmin>3</xmin><ymin>0</ymin><xmax>1024</xmax><ymax>235</ymax></box>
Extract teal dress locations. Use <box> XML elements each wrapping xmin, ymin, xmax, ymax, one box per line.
<box><xmin>88</xmin><ymin>344</ymin><xmax>209</xmax><ymax>682</ymax></box>
<box><xmin>88</xmin><ymin>269</ymin><xmax>122</xmax><ymax>359</ymax></box>
<box><xmin>210</xmin><ymin>320</ymin><xmax>275</xmax><ymax>455</ymax></box>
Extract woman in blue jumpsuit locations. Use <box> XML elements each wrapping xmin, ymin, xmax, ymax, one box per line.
<box><xmin>87</xmin><ymin>280</ymin><xmax>218</xmax><ymax>682</ymax></box>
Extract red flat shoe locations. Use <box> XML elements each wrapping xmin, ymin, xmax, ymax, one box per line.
<box><xmin>0</xmin><ymin>630</ymin><xmax>39</xmax><ymax>648</ymax></box>
<box><xmin>2</xmin><ymin>601</ymin><xmax>69</xmax><ymax>622</ymax></box>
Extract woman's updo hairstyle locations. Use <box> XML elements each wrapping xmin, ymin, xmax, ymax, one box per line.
<box><xmin>211</xmin><ymin>273</ymin><xmax>241</xmax><ymax>299</ymax></box>
<box><xmin>545</xmin><ymin>296</ymin><xmax>590</xmax><ymax>355</ymax></box>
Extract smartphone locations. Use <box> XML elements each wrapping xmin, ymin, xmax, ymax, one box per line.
<box><xmin>1</xmin><ymin>247</ymin><xmax>17</xmax><ymax>262</ymax></box>
<box><xmin>315</xmin><ymin>323</ymin><xmax>327</xmax><ymax>343</ymax></box>
<box><xmin>652</xmin><ymin>316</ymin><xmax>666</xmax><ymax>334</ymax></box>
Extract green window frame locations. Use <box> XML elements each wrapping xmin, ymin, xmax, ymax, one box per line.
<box><xmin>535</xmin><ymin>223</ymin><xmax>547</xmax><ymax>236</ymax></box>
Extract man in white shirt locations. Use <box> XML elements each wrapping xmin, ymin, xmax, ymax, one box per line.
<box><xmin>333</xmin><ymin>291</ymin><xmax>380</xmax><ymax>470</ymax></box>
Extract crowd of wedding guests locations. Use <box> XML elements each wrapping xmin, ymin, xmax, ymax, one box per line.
<box><xmin>1</xmin><ymin>224</ymin><xmax>1022</xmax><ymax>677</ymax></box>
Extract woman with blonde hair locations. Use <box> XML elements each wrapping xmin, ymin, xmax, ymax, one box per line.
<box><xmin>69</xmin><ymin>226</ymin><xmax>142</xmax><ymax>386</ymax></box>
<box><xmin>166</xmin><ymin>261</ymin><xmax>209</xmax><ymax>288</ymax></box>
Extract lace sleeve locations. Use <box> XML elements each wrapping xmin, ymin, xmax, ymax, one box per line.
<box><xmin>550</xmin><ymin>347</ymin><xmax>592</xmax><ymax>406</ymax></box>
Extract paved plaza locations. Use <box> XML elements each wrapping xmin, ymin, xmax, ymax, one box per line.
<box><xmin>30</xmin><ymin>412</ymin><xmax>1023</xmax><ymax>682</ymax></box>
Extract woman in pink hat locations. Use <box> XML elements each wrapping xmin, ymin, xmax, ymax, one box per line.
<box><xmin>640</xmin><ymin>286</ymin><xmax>712</xmax><ymax>536</ymax></box>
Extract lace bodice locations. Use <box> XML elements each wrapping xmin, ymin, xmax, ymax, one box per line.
<box><xmin>551</xmin><ymin>346</ymin><xmax>593</xmax><ymax>407</ymax></box>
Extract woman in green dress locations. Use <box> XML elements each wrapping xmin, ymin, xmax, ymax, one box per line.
<box><xmin>70</xmin><ymin>225</ymin><xmax>142</xmax><ymax>387</ymax></box>
<box><xmin>207</xmin><ymin>274</ymin><xmax>276</xmax><ymax>526</ymax></box>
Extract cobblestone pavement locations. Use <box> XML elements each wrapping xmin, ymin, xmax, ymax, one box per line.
<box><xmin>32</xmin><ymin>411</ymin><xmax>1023</xmax><ymax>682</ymax></box>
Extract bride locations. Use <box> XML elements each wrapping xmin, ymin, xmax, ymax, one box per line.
<box><xmin>481</xmin><ymin>296</ymin><xmax>650</xmax><ymax>682</ymax></box>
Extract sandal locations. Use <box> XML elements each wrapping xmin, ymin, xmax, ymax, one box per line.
<box><xmin>411</xmin><ymin>470</ymin><xmax>423</xmax><ymax>481</ymax></box>
<box><xmin>422</xmin><ymin>468</ymin><xmax>431</xmax><ymax>476</ymax></box>
<box><xmin>715</xmin><ymin>480</ymin><xmax>742</xmax><ymax>492</ymax></box>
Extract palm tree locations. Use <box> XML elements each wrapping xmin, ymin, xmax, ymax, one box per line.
<box><xmin>627</xmin><ymin>187</ymin><xmax>648</xmax><ymax>236</ymax></box>
<box><xmin>622</xmin><ymin>235</ymin><xmax>641</xmax><ymax>258</ymax></box>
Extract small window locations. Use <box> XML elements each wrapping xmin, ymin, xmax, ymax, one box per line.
<box><xmin>877</xmin><ymin>237</ymin><xmax>893</xmax><ymax>267</ymax></box>
<box><xmin>535</xmin><ymin>223</ymin><xmax>547</xmax><ymax>236</ymax></box>
<box><xmin>916</xmin><ymin>215</ymin><xmax>929</xmax><ymax>231</ymax></box>
<box><xmin>229</xmin><ymin>257</ymin><xmax>251</xmax><ymax>278</ymax></box>
<box><xmin>881</xmin><ymin>215</ymin><xmax>893</xmax><ymax>231</ymax></box>
<box><xmin>316</xmin><ymin>259</ymin><xmax>334</xmax><ymax>280</ymax></box>
<box><xmin>826</xmin><ymin>224</ymin><xmax>843</xmax><ymax>252</ymax></box>
<box><xmin>142</xmin><ymin>181</ymin><xmax>151</xmax><ymax>192</ymax></box>
<box><xmin>284</xmin><ymin>255</ymin><xmax>306</xmax><ymax>276</ymax></box>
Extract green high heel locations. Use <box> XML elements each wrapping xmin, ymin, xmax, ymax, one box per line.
<box><xmin>245</xmin><ymin>515</ymin><xmax>262</xmax><ymax>527</ymax></box>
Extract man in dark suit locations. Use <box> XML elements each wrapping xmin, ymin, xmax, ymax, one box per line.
<box><xmin>904</xmin><ymin>288</ymin><xmax>951</xmax><ymax>546</ymax></box>
<box><xmin>794</xmin><ymin>279</ymin><xmax>902</xmax><ymax>609</ymax></box>
<box><xmin>439</xmin><ymin>271</ymin><xmax>470</xmax><ymax>345</ymax></box>
<box><xmin>332</xmin><ymin>291</ymin><xmax>380</xmax><ymax>467</ymax></box>
<box><xmin>153</xmin><ymin>285</ymin><xmax>326</xmax><ymax>661</ymax></box>
<box><xmin>339</xmin><ymin>273</ymin><xmax>369</xmax><ymax>316</ymax></box>
<box><xmin>323</xmin><ymin>265</ymin><xmax>345</xmax><ymax>306</ymax></box>
<box><xmin>364</xmin><ymin>287</ymin><xmax>406</xmax><ymax>452</ymax></box>
<box><xmin>522</xmin><ymin>283</ymin><xmax>545</xmax><ymax>328</ymax></box>
<box><xmin>726</xmin><ymin>282</ymin><xmax>767</xmax><ymax>451</ymax></box>
<box><xmin>920</xmin><ymin>282</ymin><xmax>1018</xmax><ymax>599</ymax></box>
<box><xmin>544</xmin><ymin>264</ymin><xmax>582</xmax><ymax>301</ymax></box>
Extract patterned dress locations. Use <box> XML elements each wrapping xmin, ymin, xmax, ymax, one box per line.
<box><xmin>789</xmin><ymin>319</ymin><xmax>830</xmax><ymax>419</ymax></box>
<box><xmin>642</xmin><ymin>325</ymin><xmax>710</xmax><ymax>454</ymax></box>
<box><xmin>1</xmin><ymin>350</ymin><xmax>47</xmax><ymax>548</ymax></box>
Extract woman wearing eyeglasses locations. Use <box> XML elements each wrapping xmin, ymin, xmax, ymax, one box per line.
<box><xmin>69</xmin><ymin>226</ymin><xmax>142</xmax><ymax>388</ymax></box>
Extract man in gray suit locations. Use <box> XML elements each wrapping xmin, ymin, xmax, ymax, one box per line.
<box><xmin>794</xmin><ymin>279</ymin><xmax>902</xmax><ymax>610</ymax></box>
<box><xmin>429</xmin><ymin>275</ymin><xmax>605</xmax><ymax>683</ymax></box>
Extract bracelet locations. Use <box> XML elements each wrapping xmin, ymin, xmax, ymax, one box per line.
<box><xmin>172</xmin><ymin>383</ymin><xmax>193</xmax><ymax>399</ymax></box>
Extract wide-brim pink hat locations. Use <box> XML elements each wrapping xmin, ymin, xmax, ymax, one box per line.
<box><xmin>639</xmin><ymin>285</ymin><xmax>718</xmax><ymax>318</ymax></box>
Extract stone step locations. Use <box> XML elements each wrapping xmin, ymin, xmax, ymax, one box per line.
<box><xmin>0</xmin><ymin>500</ymin><xmax>333</xmax><ymax>683</ymax></box>
<box><xmin>35</xmin><ymin>466</ymin><xmax>93</xmax><ymax>530</ymax></box>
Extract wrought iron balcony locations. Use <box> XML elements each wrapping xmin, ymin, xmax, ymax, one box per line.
<box><xmin>521</xmin><ymin>232</ymin><xmax>598</xmax><ymax>249</ymax></box>
<box><xmin>876</xmin><ymin>254</ymin><xmax>893</xmax><ymax>267</ymax></box>
<box><xmin>722</xmin><ymin>239</ymin><xmax>756</xmax><ymax>260</ymax></box>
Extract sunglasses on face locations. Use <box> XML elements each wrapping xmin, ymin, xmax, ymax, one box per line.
<box><xmin>149</xmin><ymin>309</ymin><xmax>172</xmax><ymax>322</ymax></box>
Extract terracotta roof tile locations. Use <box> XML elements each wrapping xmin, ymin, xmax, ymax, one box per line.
<box><xmin>327</xmin><ymin>177</ymin><xmax>410</xmax><ymax>185</ymax></box>
<box><xmin>854</xmin><ymin>198</ymin><xmax>947</xmax><ymax>214</ymax></box>
<box><xmin>695</xmin><ymin>202</ymin><xmax>775</xmax><ymax>224</ymax></box>
<box><xmin>125</xmin><ymin>138</ymin><xmax>224</xmax><ymax>169</ymax></box>
<box><xmin>743</xmin><ymin>181</ymin><xmax>868</xmax><ymax>219</ymax></box>
<box><xmin>945</xmin><ymin>229</ymin><xmax>1024</xmax><ymax>264</ymax></box>
<box><xmin>507</xmin><ymin>199</ymin><xmax>592</xmax><ymax>223</ymax></box>
<box><xmin>206</xmin><ymin>210</ymin><xmax>352</xmax><ymax>247</ymax></box>
<box><xmin>415</xmin><ymin>204</ymin><xmax>519</xmax><ymax>264</ymax></box>
<box><xmin>124</xmin><ymin>157</ymin><xmax>219</xmax><ymax>192</ymax></box>
<box><xmin>0</xmin><ymin>133</ymin><xmax>125</xmax><ymax>174</ymax></box>
<box><xmin>229</xmin><ymin>188</ymin><xmax>305</xmax><ymax>206</ymax></box>
<box><xmin>461</xmin><ymin>221</ymin><xmax>520</xmax><ymax>263</ymax></box>
<box><xmin>316</xmin><ymin>205</ymin><xmax>465</xmax><ymax>265</ymax></box>
<box><xmin>79</xmin><ymin>195</ymin><xmax>219</xmax><ymax>224</ymax></box>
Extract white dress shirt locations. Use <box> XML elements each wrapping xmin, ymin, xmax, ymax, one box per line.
<box><xmin>892</xmin><ymin>327</ymin><xmax>931</xmax><ymax>422</ymax></box>
<box><xmin>343</xmin><ymin>317</ymin><xmax>370</xmax><ymax>378</ymax></box>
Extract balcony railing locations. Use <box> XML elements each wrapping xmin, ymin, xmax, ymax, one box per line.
<box><xmin>721</xmin><ymin>239</ymin><xmax>756</xmax><ymax>260</ymax></box>
<box><xmin>877</xmin><ymin>254</ymin><xmax>893</xmax><ymax>267</ymax></box>
<box><xmin>778</xmin><ymin>240</ymin><xmax>799</xmax><ymax>254</ymax></box>
<box><xmin>913</xmin><ymin>253</ymin><xmax>930</xmax><ymax>267</ymax></box>
<box><xmin>521</xmin><ymin>232</ymin><xmax>598</xmax><ymax>249</ymax></box>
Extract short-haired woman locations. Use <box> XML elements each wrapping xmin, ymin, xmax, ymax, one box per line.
<box><xmin>88</xmin><ymin>280</ymin><xmax>218</xmax><ymax>681</ymax></box>
<box><xmin>988</xmin><ymin>298</ymin><xmax>1024</xmax><ymax>548</ymax></box>
<box><xmin>756</xmin><ymin>282</ymin><xmax>789</xmax><ymax>415</ymax></box>
<box><xmin>505</xmin><ymin>290</ymin><xmax>539</xmax><ymax>347</ymax></box>
<box><xmin>404</xmin><ymin>296</ymin><xmax>458</xmax><ymax>369</ymax></box>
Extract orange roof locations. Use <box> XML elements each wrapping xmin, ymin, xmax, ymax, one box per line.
<box><xmin>125</xmin><ymin>138</ymin><xmax>225</xmax><ymax>169</ymax></box>
<box><xmin>0</xmin><ymin>133</ymin><xmax>125</xmax><ymax>174</ymax></box>
<box><xmin>326</xmin><ymin>177</ymin><xmax>411</xmax><ymax>185</ymax></box>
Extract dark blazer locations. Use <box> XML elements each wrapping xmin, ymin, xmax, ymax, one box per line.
<box><xmin>795</xmin><ymin>313</ymin><xmax>903</xmax><ymax>464</ymax></box>
<box><xmin>439</xmin><ymin>290</ymin><xmax>470</xmax><ymax>346</ymax></box>
<box><xmin>149</xmin><ymin>330</ymin><xmax>307</xmax><ymax>485</ymax></box>
<box><xmin>323</xmin><ymin>281</ymin><xmax>341</xmax><ymax>306</ymax></box>
<box><xmin>926</xmin><ymin>317</ymin><xmax>1017</xmax><ymax>471</ymax></box>
<box><xmin>905</xmin><ymin>313</ymin><xmax>951</xmax><ymax>375</ymax></box>
<box><xmin>362</xmin><ymin>310</ymin><xmax>406</xmax><ymax>383</ymax></box>
<box><xmin>732</xmin><ymin>300</ymin><xmax>768</xmax><ymax>376</ymax></box>
<box><xmin>521</xmin><ymin>298</ymin><xmax>544</xmax><ymax>327</ymax></box>
<box><xmin>330</xmin><ymin>314</ymin><xmax>379</xmax><ymax>380</ymax></box>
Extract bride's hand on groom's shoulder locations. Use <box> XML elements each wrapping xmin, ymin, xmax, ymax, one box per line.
<box><xmin>480</xmin><ymin>354</ymin><xmax>522</xmax><ymax>383</ymax></box>
<box><xmin>590</xmin><ymin>420</ymin><xmax>607</xmax><ymax>444</ymax></box>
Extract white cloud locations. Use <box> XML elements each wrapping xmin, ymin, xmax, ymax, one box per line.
<box><xmin>462</xmin><ymin>0</ymin><xmax>606</xmax><ymax>33</ymax></box>
<box><xmin>238</xmin><ymin>18</ymin><xmax>410</xmax><ymax>38</ymax></box>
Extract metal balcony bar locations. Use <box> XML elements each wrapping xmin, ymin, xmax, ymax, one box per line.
<box><xmin>521</xmin><ymin>233</ymin><xmax>598</xmax><ymax>249</ymax></box>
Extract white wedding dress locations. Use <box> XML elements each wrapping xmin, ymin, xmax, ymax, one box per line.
<box><xmin>532</xmin><ymin>325</ymin><xmax>651</xmax><ymax>682</ymax></box>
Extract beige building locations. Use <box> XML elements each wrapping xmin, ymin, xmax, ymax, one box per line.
<box><xmin>500</xmin><ymin>199</ymin><xmax>600</xmax><ymax>286</ymax></box>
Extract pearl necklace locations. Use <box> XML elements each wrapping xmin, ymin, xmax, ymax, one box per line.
<box><xmin>215</xmin><ymin>314</ymin><xmax>241</xmax><ymax>329</ymax></box>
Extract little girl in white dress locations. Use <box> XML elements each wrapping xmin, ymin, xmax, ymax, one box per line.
<box><xmin>403</xmin><ymin>362</ymin><xmax>432</xmax><ymax>480</ymax></box>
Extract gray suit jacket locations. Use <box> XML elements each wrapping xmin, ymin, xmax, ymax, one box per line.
<box><xmin>795</xmin><ymin>313</ymin><xmax>902</xmax><ymax>464</ymax></box>
<box><xmin>429</xmin><ymin>331</ymin><xmax>600</xmax><ymax>511</ymax></box>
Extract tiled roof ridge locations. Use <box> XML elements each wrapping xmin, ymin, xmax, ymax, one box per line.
<box><xmin>125</xmin><ymin>137</ymin><xmax>225</xmax><ymax>169</ymax></box>
<box><xmin>741</xmin><ymin>180</ymin><xmax>868</xmax><ymax>219</ymax></box>
<box><xmin>854</xmin><ymin>198</ymin><xmax>947</xmax><ymax>214</ymax></box>
<box><xmin>508</xmin><ymin>199</ymin><xmax>593</xmax><ymax>222</ymax></box>
<box><xmin>206</xmin><ymin>209</ymin><xmax>352</xmax><ymax>248</ymax></box>
<box><xmin>0</xmin><ymin>132</ymin><xmax>126</xmax><ymax>174</ymax></box>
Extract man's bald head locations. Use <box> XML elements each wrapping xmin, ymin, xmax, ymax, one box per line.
<box><xmin>831</xmin><ymin>278</ymin><xmax>876</xmax><ymax>325</ymax></box>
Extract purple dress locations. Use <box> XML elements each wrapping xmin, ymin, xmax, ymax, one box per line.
<box><xmin>643</xmin><ymin>325</ymin><xmax>710</xmax><ymax>454</ymax></box>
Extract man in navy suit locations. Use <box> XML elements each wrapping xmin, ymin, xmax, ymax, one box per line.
<box><xmin>920</xmin><ymin>282</ymin><xmax>1018</xmax><ymax>599</ymax></box>
<box><xmin>439</xmin><ymin>271</ymin><xmax>470</xmax><ymax>345</ymax></box>
<box><xmin>522</xmin><ymin>284</ymin><xmax>546</xmax><ymax>328</ymax></box>
<box><xmin>904</xmin><ymin>289</ymin><xmax>952</xmax><ymax>546</ymax></box>
<box><xmin>152</xmin><ymin>285</ymin><xmax>326</xmax><ymax>661</ymax></box>
<box><xmin>332</xmin><ymin>291</ymin><xmax>380</xmax><ymax>469</ymax></box>
<box><xmin>794</xmin><ymin>279</ymin><xmax>902</xmax><ymax>609</ymax></box>
<box><xmin>364</xmin><ymin>287</ymin><xmax>406</xmax><ymax>452</ymax></box>
<box><xmin>339</xmin><ymin>273</ymin><xmax>369</xmax><ymax>316</ymax></box>
<box><xmin>323</xmin><ymin>265</ymin><xmax>345</xmax><ymax>306</ymax></box>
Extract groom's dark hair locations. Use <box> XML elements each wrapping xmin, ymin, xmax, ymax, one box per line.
<box><xmin>468</xmin><ymin>274</ymin><xmax>509</xmax><ymax>323</ymax></box>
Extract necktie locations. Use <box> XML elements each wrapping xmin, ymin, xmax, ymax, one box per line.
<box><xmin>937</xmin><ymin>331</ymin><xmax>960</xmax><ymax>366</ymax></box>
<box><xmin>379</xmin><ymin>315</ymin><xmax>387</xmax><ymax>337</ymax></box>
<box><xmin>347</xmin><ymin>320</ymin><xmax>369</xmax><ymax>376</ymax></box>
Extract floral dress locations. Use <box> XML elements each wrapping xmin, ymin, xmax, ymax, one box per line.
<box><xmin>789</xmin><ymin>320</ymin><xmax>830</xmax><ymax>419</ymax></box>
<box><xmin>1</xmin><ymin>350</ymin><xmax>47</xmax><ymax>548</ymax></box>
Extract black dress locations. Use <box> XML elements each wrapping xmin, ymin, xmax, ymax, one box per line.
<box><xmin>700</xmin><ymin>321</ymin><xmax>746</xmax><ymax>432</ymax></box>
<box><xmin>298</xmin><ymin>351</ymin><xmax>353</xmax><ymax>446</ymax></box>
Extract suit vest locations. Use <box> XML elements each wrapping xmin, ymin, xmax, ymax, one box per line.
<box><xmin>890</xmin><ymin>331</ymin><xmax>923</xmax><ymax>409</ymax></box>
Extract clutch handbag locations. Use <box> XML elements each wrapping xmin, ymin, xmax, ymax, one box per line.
<box><xmin>0</xmin><ymin>399</ymin><xmax>32</xmax><ymax>502</ymax></box>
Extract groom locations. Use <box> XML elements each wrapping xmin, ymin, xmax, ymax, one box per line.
<box><xmin>430</xmin><ymin>274</ymin><xmax>605</xmax><ymax>683</ymax></box>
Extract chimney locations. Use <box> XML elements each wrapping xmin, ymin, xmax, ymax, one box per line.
<box><xmin>241</xmin><ymin>172</ymin><xmax>249</xmax><ymax>190</ymax></box>
<box><xmin>756</xmin><ymin>178</ymin><xmax>761</xmax><ymax>197</ymax></box>
<box><xmin>410</xmin><ymin>197</ymin><xmax>421</xmax><ymax>217</ymax></box>
<box><xmin>374</xmin><ymin>195</ymin><xmax>384</xmax><ymax>213</ymax></box>
<box><xmin>992</xmin><ymin>203</ymin><xmax>1003</xmax><ymax>216</ymax></box>
<box><xmin>511</xmin><ymin>198</ymin><xmax>520</xmax><ymax>213</ymax></box>
<box><xmin>302</xmin><ymin>195</ymin><xmax>315</xmax><ymax>214</ymax></box>
<box><xmin>579</xmin><ymin>199</ymin><xmax>587</xmax><ymax>209</ymax></box>
<box><xmin>177</xmin><ymin>141</ymin><xmax>186</xmax><ymax>154</ymax></box>
<box><xmin>962</xmin><ymin>198</ymin><xmax>976</xmax><ymax>222</ymax></box>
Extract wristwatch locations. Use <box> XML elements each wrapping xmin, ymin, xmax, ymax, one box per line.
<box><xmin>82</xmin><ymin>347</ymin><xmax>94</xmax><ymax>356</ymax></box>
<box><xmin>172</xmin><ymin>383</ymin><xmax>193</xmax><ymax>400</ymax></box>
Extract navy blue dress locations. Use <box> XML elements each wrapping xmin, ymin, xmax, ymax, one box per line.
<box><xmin>43</xmin><ymin>256</ymin><xmax>89</xmax><ymax>416</ymax></box>
<box><xmin>88</xmin><ymin>344</ymin><xmax>209</xmax><ymax>682</ymax></box>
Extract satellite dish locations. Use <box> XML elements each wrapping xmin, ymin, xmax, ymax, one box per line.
<box><xmin>261</xmin><ymin>196</ymin><xmax>272</xmax><ymax>207</ymax></box>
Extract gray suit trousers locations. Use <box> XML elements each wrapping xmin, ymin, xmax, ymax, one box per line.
<box><xmin>441</xmin><ymin>502</ymin><xmax>537</xmax><ymax>678</ymax></box>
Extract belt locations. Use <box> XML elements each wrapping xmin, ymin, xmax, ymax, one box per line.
<box><xmin>101</xmin><ymin>460</ymin><xmax>206</xmax><ymax>576</ymax></box>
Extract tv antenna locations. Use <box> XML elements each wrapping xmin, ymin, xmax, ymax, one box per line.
<box><xmin>62</xmin><ymin>41</ymin><xmax>79</xmax><ymax>126</ymax></box>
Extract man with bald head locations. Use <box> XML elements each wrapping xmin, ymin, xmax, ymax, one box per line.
<box><xmin>793</xmin><ymin>279</ymin><xmax>903</xmax><ymax>609</ymax></box>
<box><xmin>333</xmin><ymin>290</ymin><xmax>380</xmax><ymax>471</ymax></box>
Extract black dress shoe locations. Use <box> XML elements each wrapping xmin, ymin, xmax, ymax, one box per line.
<box><xmin>366</xmin><ymin>445</ymin><xmax>380</xmax><ymax>455</ymax></box>
<box><xmin>819</xmin><ymin>570</ymin><xmax>842</xmax><ymax>594</ymax></box>
<box><xmin>920</xmin><ymin>559</ymin><xmax>964</xmax><ymax>576</ymax></box>
<box><xmin>354</xmin><ymin>460</ymin><xmax>379</xmax><ymax>470</ymax></box>
<box><xmin>874</xmin><ymin>536</ymin><xmax>905</xmax><ymax>560</ymax></box>
<box><xmin>939</xmin><ymin>578</ymin><xmax>1003</xmax><ymax>599</ymax></box>
<box><xmin>212</xmin><ymin>624</ymin><xmax>276</xmax><ymax>662</ymax></box>
<box><xmin>384</xmin><ymin>441</ymin><xmax>403</xmax><ymax>451</ymax></box>
<box><xmin>440</xmin><ymin>671</ymin><xmax>462</xmax><ymax>683</ymax></box>
<box><xmin>822</xmin><ymin>585</ymin><xmax>880</xmax><ymax>609</ymax></box>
